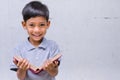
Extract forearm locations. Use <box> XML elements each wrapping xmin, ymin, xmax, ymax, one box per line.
<box><xmin>17</xmin><ymin>69</ymin><xmax>27</xmax><ymax>80</ymax></box>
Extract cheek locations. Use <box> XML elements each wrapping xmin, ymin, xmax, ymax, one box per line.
<box><xmin>26</xmin><ymin>28</ymin><xmax>33</xmax><ymax>34</ymax></box>
<box><xmin>41</xmin><ymin>28</ymin><xmax>47</xmax><ymax>33</ymax></box>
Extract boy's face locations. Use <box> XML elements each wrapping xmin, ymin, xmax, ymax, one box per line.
<box><xmin>22</xmin><ymin>16</ymin><xmax>50</xmax><ymax>45</ymax></box>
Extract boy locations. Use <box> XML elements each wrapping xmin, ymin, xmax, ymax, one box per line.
<box><xmin>10</xmin><ymin>1</ymin><xmax>61</xmax><ymax>80</ymax></box>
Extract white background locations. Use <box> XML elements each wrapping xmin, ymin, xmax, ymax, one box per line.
<box><xmin>0</xmin><ymin>0</ymin><xmax>120</xmax><ymax>80</ymax></box>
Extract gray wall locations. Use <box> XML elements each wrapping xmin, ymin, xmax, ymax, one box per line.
<box><xmin>0</xmin><ymin>0</ymin><xmax>120</xmax><ymax>80</ymax></box>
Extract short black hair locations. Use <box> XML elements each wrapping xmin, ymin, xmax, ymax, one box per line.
<box><xmin>22</xmin><ymin>1</ymin><xmax>49</xmax><ymax>22</ymax></box>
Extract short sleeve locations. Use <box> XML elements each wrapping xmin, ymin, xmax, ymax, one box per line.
<box><xmin>9</xmin><ymin>47</ymin><xmax>21</xmax><ymax>71</ymax></box>
<box><xmin>49</xmin><ymin>41</ymin><xmax>62</xmax><ymax>62</ymax></box>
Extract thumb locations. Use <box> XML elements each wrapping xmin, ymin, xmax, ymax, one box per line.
<box><xmin>13</xmin><ymin>57</ymin><xmax>18</xmax><ymax>65</ymax></box>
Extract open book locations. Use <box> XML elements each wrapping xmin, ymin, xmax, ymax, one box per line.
<box><xmin>13</xmin><ymin>54</ymin><xmax>62</xmax><ymax>74</ymax></box>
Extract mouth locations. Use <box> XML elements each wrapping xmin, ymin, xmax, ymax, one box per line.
<box><xmin>32</xmin><ymin>34</ymin><xmax>42</xmax><ymax>38</ymax></box>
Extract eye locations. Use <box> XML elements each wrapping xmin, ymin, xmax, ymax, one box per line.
<box><xmin>40</xmin><ymin>23</ymin><xmax>45</xmax><ymax>27</ymax></box>
<box><xmin>29</xmin><ymin>24</ymin><xmax>35</xmax><ymax>27</ymax></box>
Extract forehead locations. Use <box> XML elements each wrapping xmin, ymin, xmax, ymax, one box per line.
<box><xmin>26</xmin><ymin>16</ymin><xmax>47</xmax><ymax>23</ymax></box>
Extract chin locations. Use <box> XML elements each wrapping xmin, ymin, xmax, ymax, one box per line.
<box><xmin>34</xmin><ymin>38</ymin><xmax>43</xmax><ymax>42</ymax></box>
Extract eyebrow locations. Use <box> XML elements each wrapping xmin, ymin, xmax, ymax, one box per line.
<box><xmin>30</xmin><ymin>21</ymin><xmax>47</xmax><ymax>23</ymax></box>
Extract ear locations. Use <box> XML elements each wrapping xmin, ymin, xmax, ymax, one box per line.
<box><xmin>21</xmin><ymin>21</ymin><xmax>27</xmax><ymax>29</ymax></box>
<box><xmin>47</xmin><ymin>21</ymin><xmax>50</xmax><ymax>29</ymax></box>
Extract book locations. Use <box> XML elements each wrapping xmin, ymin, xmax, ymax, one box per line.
<box><xmin>13</xmin><ymin>54</ymin><xmax>62</xmax><ymax>74</ymax></box>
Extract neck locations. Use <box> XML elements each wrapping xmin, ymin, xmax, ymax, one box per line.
<box><xmin>28</xmin><ymin>38</ymin><xmax>43</xmax><ymax>47</ymax></box>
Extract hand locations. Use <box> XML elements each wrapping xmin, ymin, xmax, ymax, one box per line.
<box><xmin>43</xmin><ymin>59</ymin><xmax>59</xmax><ymax>71</ymax></box>
<box><xmin>13</xmin><ymin>57</ymin><xmax>30</xmax><ymax>80</ymax></box>
<box><xmin>13</xmin><ymin>58</ymin><xmax>30</xmax><ymax>71</ymax></box>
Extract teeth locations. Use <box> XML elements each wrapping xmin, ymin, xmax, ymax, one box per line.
<box><xmin>35</xmin><ymin>35</ymin><xmax>39</xmax><ymax>36</ymax></box>
<box><xmin>33</xmin><ymin>34</ymin><xmax>40</xmax><ymax>37</ymax></box>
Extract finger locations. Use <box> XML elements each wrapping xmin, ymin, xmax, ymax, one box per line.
<box><xmin>51</xmin><ymin>62</ymin><xmax>56</xmax><ymax>68</ymax></box>
<box><xmin>49</xmin><ymin>60</ymin><xmax>55</xmax><ymax>67</ymax></box>
<box><xmin>54</xmin><ymin>61</ymin><xmax>58</xmax><ymax>65</ymax></box>
<box><xmin>17</xmin><ymin>59</ymin><xmax>23</xmax><ymax>68</ymax></box>
<box><xmin>13</xmin><ymin>58</ymin><xmax>18</xmax><ymax>65</ymax></box>
<box><xmin>47</xmin><ymin>61</ymin><xmax>55</xmax><ymax>70</ymax></box>
<box><xmin>23</xmin><ymin>60</ymin><xmax>30</xmax><ymax>70</ymax></box>
<box><xmin>20</xmin><ymin>59</ymin><xmax>28</xmax><ymax>69</ymax></box>
<box><xmin>53</xmin><ymin>61</ymin><xmax>59</xmax><ymax>68</ymax></box>
<box><xmin>47</xmin><ymin>61</ymin><xmax>53</xmax><ymax>67</ymax></box>
<box><xmin>43</xmin><ymin>60</ymin><xmax>50</xmax><ymax>70</ymax></box>
<box><xmin>26</xmin><ymin>63</ymin><xmax>30</xmax><ymax>69</ymax></box>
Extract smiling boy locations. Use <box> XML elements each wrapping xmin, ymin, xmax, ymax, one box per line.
<box><xmin>10</xmin><ymin>1</ymin><xmax>61</xmax><ymax>80</ymax></box>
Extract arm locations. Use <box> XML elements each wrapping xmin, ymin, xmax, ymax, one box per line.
<box><xmin>17</xmin><ymin>68</ymin><xmax>27</xmax><ymax>80</ymax></box>
<box><xmin>13</xmin><ymin>58</ymin><xmax>30</xmax><ymax>80</ymax></box>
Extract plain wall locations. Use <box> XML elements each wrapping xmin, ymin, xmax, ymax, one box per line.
<box><xmin>0</xmin><ymin>0</ymin><xmax>120</xmax><ymax>80</ymax></box>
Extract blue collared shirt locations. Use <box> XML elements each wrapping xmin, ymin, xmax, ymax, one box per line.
<box><xmin>10</xmin><ymin>38</ymin><xmax>61</xmax><ymax>80</ymax></box>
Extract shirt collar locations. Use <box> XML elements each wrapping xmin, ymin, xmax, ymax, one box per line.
<box><xmin>25</xmin><ymin>37</ymin><xmax>47</xmax><ymax>51</ymax></box>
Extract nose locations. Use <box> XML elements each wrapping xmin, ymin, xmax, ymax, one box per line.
<box><xmin>34</xmin><ymin>26</ymin><xmax>40</xmax><ymax>32</ymax></box>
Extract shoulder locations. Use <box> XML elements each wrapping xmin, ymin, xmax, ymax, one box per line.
<box><xmin>45</xmin><ymin>38</ymin><xmax>59</xmax><ymax>48</ymax></box>
<box><xmin>44</xmin><ymin>38</ymin><xmax>60</xmax><ymax>52</ymax></box>
<box><xmin>45</xmin><ymin>38</ymin><xmax>61</xmax><ymax>59</ymax></box>
<box><xmin>13</xmin><ymin>40</ymin><xmax>28</xmax><ymax>51</ymax></box>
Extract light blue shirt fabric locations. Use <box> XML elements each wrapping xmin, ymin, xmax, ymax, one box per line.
<box><xmin>10</xmin><ymin>37</ymin><xmax>61</xmax><ymax>80</ymax></box>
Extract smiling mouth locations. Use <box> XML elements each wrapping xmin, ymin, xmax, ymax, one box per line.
<box><xmin>32</xmin><ymin>34</ymin><xmax>42</xmax><ymax>37</ymax></box>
